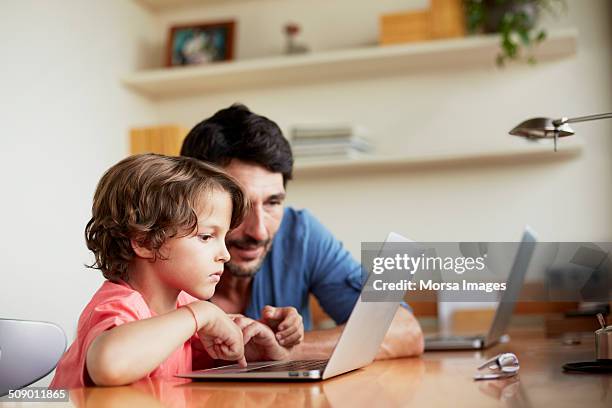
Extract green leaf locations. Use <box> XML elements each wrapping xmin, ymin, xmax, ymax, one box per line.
<box><xmin>501</xmin><ymin>35</ymin><xmax>518</xmax><ymax>59</ymax></box>
<box><xmin>536</xmin><ymin>30</ymin><xmax>547</xmax><ymax>42</ymax></box>
<box><xmin>470</xmin><ymin>0</ymin><xmax>561</xmax><ymax>65</ymax></box>
<box><xmin>518</xmin><ymin>28</ymin><xmax>530</xmax><ymax>46</ymax></box>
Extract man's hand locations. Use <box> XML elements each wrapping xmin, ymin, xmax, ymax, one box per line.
<box><xmin>260</xmin><ymin>305</ymin><xmax>304</xmax><ymax>347</ymax></box>
<box><xmin>375</xmin><ymin>308</ymin><xmax>424</xmax><ymax>360</ymax></box>
<box><xmin>231</xmin><ymin>315</ymin><xmax>292</xmax><ymax>362</ymax></box>
<box><xmin>192</xmin><ymin>301</ymin><xmax>247</xmax><ymax>367</ymax></box>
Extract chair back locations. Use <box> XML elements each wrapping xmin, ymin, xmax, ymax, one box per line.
<box><xmin>0</xmin><ymin>319</ymin><xmax>66</xmax><ymax>396</ymax></box>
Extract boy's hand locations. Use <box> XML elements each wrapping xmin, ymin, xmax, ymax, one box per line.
<box><xmin>231</xmin><ymin>315</ymin><xmax>291</xmax><ymax>362</ymax></box>
<box><xmin>191</xmin><ymin>302</ymin><xmax>247</xmax><ymax>367</ymax></box>
<box><xmin>260</xmin><ymin>305</ymin><xmax>304</xmax><ymax>348</ymax></box>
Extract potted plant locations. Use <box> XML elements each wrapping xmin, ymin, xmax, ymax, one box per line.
<box><xmin>465</xmin><ymin>0</ymin><xmax>566</xmax><ymax>66</ymax></box>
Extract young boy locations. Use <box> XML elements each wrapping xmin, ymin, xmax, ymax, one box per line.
<box><xmin>51</xmin><ymin>154</ymin><xmax>299</xmax><ymax>388</ymax></box>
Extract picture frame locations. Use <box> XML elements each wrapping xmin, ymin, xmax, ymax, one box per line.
<box><xmin>166</xmin><ymin>21</ymin><xmax>235</xmax><ymax>67</ymax></box>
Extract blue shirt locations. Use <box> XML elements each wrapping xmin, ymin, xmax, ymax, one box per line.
<box><xmin>244</xmin><ymin>207</ymin><xmax>363</xmax><ymax>330</ymax></box>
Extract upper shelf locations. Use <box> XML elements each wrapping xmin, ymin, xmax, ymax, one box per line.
<box><xmin>121</xmin><ymin>28</ymin><xmax>578</xmax><ymax>100</ymax></box>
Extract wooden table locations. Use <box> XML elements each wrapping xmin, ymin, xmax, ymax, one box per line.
<box><xmin>66</xmin><ymin>329</ymin><xmax>610</xmax><ymax>408</ymax></box>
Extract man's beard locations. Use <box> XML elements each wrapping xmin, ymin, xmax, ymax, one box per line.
<box><xmin>225</xmin><ymin>236</ymin><xmax>272</xmax><ymax>278</ymax></box>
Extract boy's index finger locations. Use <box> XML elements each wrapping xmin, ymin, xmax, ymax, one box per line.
<box><xmin>237</xmin><ymin>356</ymin><xmax>247</xmax><ymax>368</ymax></box>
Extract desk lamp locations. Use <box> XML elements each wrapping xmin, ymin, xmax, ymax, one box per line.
<box><xmin>510</xmin><ymin>113</ymin><xmax>612</xmax><ymax>372</ymax></box>
<box><xmin>509</xmin><ymin>112</ymin><xmax>612</xmax><ymax>151</ymax></box>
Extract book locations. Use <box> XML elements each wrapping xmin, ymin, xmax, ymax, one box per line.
<box><xmin>294</xmin><ymin>149</ymin><xmax>370</xmax><ymax>161</ymax></box>
<box><xmin>291</xmin><ymin>140</ymin><xmax>373</xmax><ymax>157</ymax></box>
<box><xmin>291</xmin><ymin>124</ymin><xmax>368</xmax><ymax>141</ymax></box>
<box><xmin>291</xmin><ymin>134</ymin><xmax>372</xmax><ymax>146</ymax></box>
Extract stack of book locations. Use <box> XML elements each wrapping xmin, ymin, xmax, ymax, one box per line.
<box><xmin>290</xmin><ymin>124</ymin><xmax>374</xmax><ymax>159</ymax></box>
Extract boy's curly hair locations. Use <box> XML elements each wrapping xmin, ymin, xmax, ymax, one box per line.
<box><xmin>85</xmin><ymin>153</ymin><xmax>247</xmax><ymax>282</ymax></box>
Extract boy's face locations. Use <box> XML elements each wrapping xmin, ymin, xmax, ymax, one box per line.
<box><xmin>223</xmin><ymin>160</ymin><xmax>285</xmax><ymax>278</ymax></box>
<box><xmin>155</xmin><ymin>189</ymin><xmax>233</xmax><ymax>300</ymax></box>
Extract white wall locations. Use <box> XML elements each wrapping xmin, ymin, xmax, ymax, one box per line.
<box><xmin>0</xmin><ymin>0</ymin><xmax>610</xmax><ymax>387</ymax></box>
<box><xmin>154</xmin><ymin>0</ymin><xmax>612</xmax><ymax>256</ymax></box>
<box><xmin>0</xmin><ymin>0</ymin><xmax>158</xmax><ymax>385</ymax></box>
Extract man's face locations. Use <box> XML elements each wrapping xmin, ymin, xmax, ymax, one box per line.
<box><xmin>224</xmin><ymin>160</ymin><xmax>285</xmax><ymax>277</ymax></box>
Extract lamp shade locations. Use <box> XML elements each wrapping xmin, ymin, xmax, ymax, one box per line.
<box><xmin>509</xmin><ymin>117</ymin><xmax>575</xmax><ymax>139</ymax></box>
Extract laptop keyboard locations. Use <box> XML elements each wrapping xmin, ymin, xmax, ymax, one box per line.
<box><xmin>247</xmin><ymin>359</ymin><xmax>328</xmax><ymax>373</ymax></box>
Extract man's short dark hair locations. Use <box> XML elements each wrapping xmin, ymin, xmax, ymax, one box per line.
<box><xmin>180</xmin><ymin>104</ymin><xmax>293</xmax><ymax>185</ymax></box>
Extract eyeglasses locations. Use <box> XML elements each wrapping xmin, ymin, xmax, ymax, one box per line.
<box><xmin>474</xmin><ymin>352</ymin><xmax>520</xmax><ymax>381</ymax></box>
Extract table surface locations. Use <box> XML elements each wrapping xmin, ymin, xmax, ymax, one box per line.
<box><xmin>57</xmin><ymin>328</ymin><xmax>611</xmax><ymax>407</ymax></box>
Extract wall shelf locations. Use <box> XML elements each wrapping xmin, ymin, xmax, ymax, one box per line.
<box><xmin>121</xmin><ymin>28</ymin><xmax>578</xmax><ymax>100</ymax></box>
<box><xmin>292</xmin><ymin>139</ymin><xmax>583</xmax><ymax>177</ymax></box>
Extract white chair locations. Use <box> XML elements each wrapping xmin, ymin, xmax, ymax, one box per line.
<box><xmin>0</xmin><ymin>319</ymin><xmax>66</xmax><ymax>396</ymax></box>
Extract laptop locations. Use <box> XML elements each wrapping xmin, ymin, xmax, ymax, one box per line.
<box><xmin>178</xmin><ymin>232</ymin><xmax>411</xmax><ymax>381</ymax></box>
<box><xmin>424</xmin><ymin>227</ymin><xmax>538</xmax><ymax>351</ymax></box>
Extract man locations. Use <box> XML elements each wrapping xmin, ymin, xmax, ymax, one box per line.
<box><xmin>181</xmin><ymin>104</ymin><xmax>424</xmax><ymax>359</ymax></box>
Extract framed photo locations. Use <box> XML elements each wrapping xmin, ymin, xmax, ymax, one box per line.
<box><xmin>167</xmin><ymin>21</ymin><xmax>235</xmax><ymax>67</ymax></box>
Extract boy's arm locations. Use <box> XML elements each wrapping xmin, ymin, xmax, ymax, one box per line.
<box><xmin>86</xmin><ymin>301</ymin><xmax>244</xmax><ymax>386</ymax></box>
<box><xmin>288</xmin><ymin>308</ymin><xmax>424</xmax><ymax>360</ymax></box>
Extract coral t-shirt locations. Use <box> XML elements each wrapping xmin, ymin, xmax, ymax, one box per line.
<box><xmin>50</xmin><ymin>280</ymin><xmax>212</xmax><ymax>389</ymax></box>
